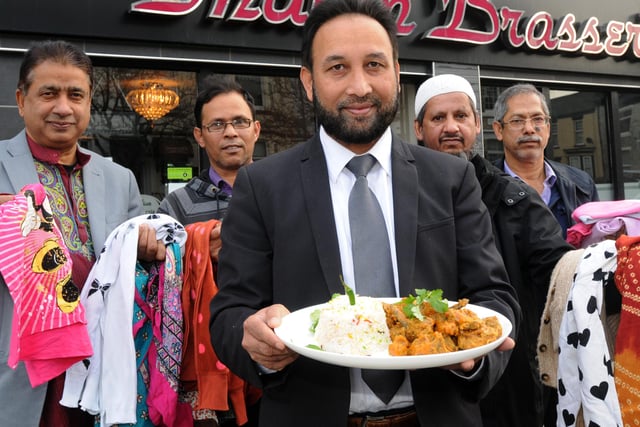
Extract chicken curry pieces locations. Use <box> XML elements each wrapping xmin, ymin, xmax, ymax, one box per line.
<box><xmin>382</xmin><ymin>298</ymin><xmax>502</xmax><ymax>356</ymax></box>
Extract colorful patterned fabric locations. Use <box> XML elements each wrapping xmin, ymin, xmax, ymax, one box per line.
<box><xmin>0</xmin><ymin>183</ymin><xmax>92</xmax><ymax>387</ymax></box>
<box><xmin>614</xmin><ymin>235</ymin><xmax>640</xmax><ymax>426</ymax></box>
<box><xmin>61</xmin><ymin>214</ymin><xmax>187</xmax><ymax>426</ymax></box>
<box><xmin>34</xmin><ymin>159</ymin><xmax>96</xmax><ymax>288</ymax></box>
<box><xmin>146</xmin><ymin>242</ymin><xmax>192</xmax><ymax>427</ymax></box>
<box><xmin>105</xmin><ymin>245</ymin><xmax>191</xmax><ymax>427</ymax></box>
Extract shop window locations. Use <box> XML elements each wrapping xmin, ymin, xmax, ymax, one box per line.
<box><xmin>619</xmin><ymin>93</ymin><xmax>640</xmax><ymax>198</ymax></box>
<box><xmin>236</xmin><ymin>75</ymin><xmax>265</xmax><ymax>110</ymax></box>
<box><xmin>551</xmin><ymin>120</ymin><xmax>559</xmax><ymax>148</ymax></box>
<box><xmin>574</xmin><ymin>118</ymin><xmax>584</xmax><ymax>146</ymax></box>
<box><xmin>85</xmin><ymin>67</ymin><xmax>198</xmax><ymax>201</ymax></box>
<box><xmin>547</xmin><ymin>89</ymin><xmax>609</xmax><ymax>187</ymax></box>
<box><xmin>482</xmin><ymin>116</ymin><xmax>494</xmax><ymax>131</ymax></box>
<box><xmin>582</xmin><ymin>155</ymin><xmax>594</xmax><ymax>177</ymax></box>
<box><xmin>568</xmin><ymin>155</ymin><xmax>594</xmax><ymax>178</ymax></box>
<box><xmin>482</xmin><ymin>86</ymin><xmax>499</xmax><ymax>112</ymax></box>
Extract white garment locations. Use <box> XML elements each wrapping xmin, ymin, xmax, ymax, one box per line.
<box><xmin>60</xmin><ymin>214</ymin><xmax>186</xmax><ymax>426</ymax></box>
<box><xmin>557</xmin><ymin>239</ymin><xmax>622</xmax><ymax>427</ymax></box>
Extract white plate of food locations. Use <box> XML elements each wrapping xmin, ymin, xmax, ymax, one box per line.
<box><xmin>274</xmin><ymin>296</ymin><xmax>512</xmax><ymax>370</ymax></box>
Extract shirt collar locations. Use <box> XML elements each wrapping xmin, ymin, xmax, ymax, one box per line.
<box><xmin>502</xmin><ymin>159</ymin><xmax>557</xmax><ymax>186</ymax></box>
<box><xmin>319</xmin><ymin>126</ymin><xmax>392</xmax><ymax>184</ymax></box>
<box><xmin>208</xmin><ymin>167</ymin><xmax>233</xmax><ymax>195</ymax></box>
<box><xmin>543</xmin><ymin>161</ymin><xmax>557</xmax><ymax>186</ymax></box>
<box><xmin>26</xmin><ymin>134</ymin><xmax>91</xmax><ymax>168</ymax></box>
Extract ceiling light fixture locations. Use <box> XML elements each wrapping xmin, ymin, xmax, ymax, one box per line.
<box><xmin>126</xmin><ymin>82</ymin><xmax>180</xmax><ymax>126</ymax></box>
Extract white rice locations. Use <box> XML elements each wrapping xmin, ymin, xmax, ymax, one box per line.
<box><xmin>314</xmin><ymin>295</ymin><xmax>391</xmax><ymax>356</ymax></box>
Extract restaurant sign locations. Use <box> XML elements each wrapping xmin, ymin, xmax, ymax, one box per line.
<box><xmin>424</xmin><ymin>0</ymin><xmax>640</xmax><ymax>59</ymax></box>
<box><xmin>130</xmin><ymin>0</ymin><xmax>640</xmax><ymax>60</ymax></box>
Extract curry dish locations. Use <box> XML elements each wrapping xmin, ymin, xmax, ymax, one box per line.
<box><xmin>383</xmin><ymin>299</ymin><xmax>502</xmax><ymax>356</ymax></box>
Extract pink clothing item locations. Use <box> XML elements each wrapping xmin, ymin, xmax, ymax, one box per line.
<box><xmin>567</xmin><ymin>200</ymin><xmax>640</xmax><ymax>248</ymax></box>
<box><xmin>582</xmin><ymin>217</ymin><xmax>640</xmax><ymax>247</ymax></box>
<box><xmin>567</xmin><ymin>222</ymin><xmax>593</xmax><ymax>248</ymax></box>
<box><xmin>146</xmin><ymin>244</ymin><xmax>192</xmax><ymax>427</ymax></box>
<box><xmin>0</xmin><ymin>184</ymin><xmax>92</xmax><ymax>387</ymax></box>
<box><xmin>571</xmin><ymin>200</ymin><xmax>640</xmax><ymax>223</ymax></box>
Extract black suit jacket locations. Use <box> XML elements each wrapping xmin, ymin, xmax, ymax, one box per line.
<box><xmin>210</xmin><ymin>134</ymin><xmax>520</xmax><ymax>427</ymax></box>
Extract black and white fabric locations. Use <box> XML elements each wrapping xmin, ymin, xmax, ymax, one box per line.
<box><xmin>61</xmin><ymin>214</ymin><xmax>186</xmax><ymax>425</ymax></box>
<box><xmin>557</xmin><ymin>239</ymin><xmax>622</xmax><ymax>426</ymax></box>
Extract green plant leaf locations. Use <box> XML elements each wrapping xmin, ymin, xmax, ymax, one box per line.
<box><xmin>400</xmin><ymin>288</ymin><xmax>448</xmax><ymax>319</ymax></box>
<box><xmin>309</xmin><ymin>309</ymin><xmax>321</xmax><ymax>333</ymax></box>
<box><xmin>339</xmin><ymin>275</ymin><xmax>356</xmax><ymax>305</ymax></box>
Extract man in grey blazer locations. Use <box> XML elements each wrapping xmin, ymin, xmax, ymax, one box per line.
<box><xmin>0</xmin><ymin>41</ymin><xmax>159</xmax><ymax>427</ymax></box>
<box><xmin>209</xmin><ymin>0</ymin><xmax>520</xmax><ymax>426</ymax></box>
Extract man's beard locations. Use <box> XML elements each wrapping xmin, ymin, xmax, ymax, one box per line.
<box><xmin>312</xmin><ymin>86</ymin><xmax>399</xmax><ymax>145</ymax></box>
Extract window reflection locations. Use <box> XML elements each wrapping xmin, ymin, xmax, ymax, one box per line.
<box><xmin>620</xmin><ymin>93</ymin><xmax>640</xmax><ymax>199</ymax></box>
<box><xmin>85</xmin><ymin>68</ymin><xmax>318</xmax><ymax>199</ymax></box>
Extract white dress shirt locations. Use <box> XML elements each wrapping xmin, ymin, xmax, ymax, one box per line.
<box><xmin>319</xmin><ymin>126</ymin><xmax>414</xmax><ymax>414</ymax></box>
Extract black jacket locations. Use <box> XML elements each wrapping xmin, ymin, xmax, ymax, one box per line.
<box><xmin>475</xmin><ymin>155</ymin><xmax>573</xmax><ymax>427</ymax></box>
<box><xmin>211</xmin><ymin>136</ymin><xmax>519</xmax><ymax>427</ymax></box>
<box><xmin>493</xmin><ymin>157</ymin><xmax>599</xmax><ymax>236</ymax></box>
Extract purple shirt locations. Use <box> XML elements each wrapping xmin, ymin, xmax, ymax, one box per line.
<box><xmin>208</xmin><ymin>167</ymin><xmax>233</xmax><ymax>196</ymax></box>
<box><xmin>503</xmin><ymin>160</ymin><xmax>557</xmax><ymax>205</ymax></box>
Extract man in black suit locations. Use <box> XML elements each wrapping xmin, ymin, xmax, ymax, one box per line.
<box><xmin>209</xmin><ymin>0</ymin><xmax>519</xmax><ymax>426</ymax></box>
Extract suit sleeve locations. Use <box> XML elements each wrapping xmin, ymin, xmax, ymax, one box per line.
<box><xmin>209</xmin><ymin>166</ymin><xmax>273</xmax><ymax>387</ymax></box>
<box><xmin>126</xmin><ymin>169</ymin><xmax>143</xmax><ymax>218</ymax></box>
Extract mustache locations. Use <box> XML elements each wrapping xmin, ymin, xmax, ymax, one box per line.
<box><xmin>516</xmin><ymin>135</ymin><xmax>542</xmax><ymax>144</ymax></box>
<box><xmin>440</xmin><ymin>133</ymin><xmax>464</xmax><ymax>143</ymax></box>
<box><xmin>337</xmin><ymin>95</ymin><xmax>381</xmax><ymax>110</ymax></box>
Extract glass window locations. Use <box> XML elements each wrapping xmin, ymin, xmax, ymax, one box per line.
<box><xmin>86</xmin><ymin>68</ymin><xmax>320</xmax><ymax>199</ymax></box>
<box><xmin>619</xmin><ymin>93</ymin><xmax>640</xmax><ymax>199</ymax></box>
<box><xmin>574</xmin><ymin>118</ymin><xmax>584</xmax><ymax>146</ymax></box>
<box><xmin>547</xmin><ymin>90</ymin><xmax>609</xmax><ymax>196</ymax></box>
<box><xmin>86</xmin><ymin>67</ymin><xmax>197</xmax><ymax>201</ymax></box>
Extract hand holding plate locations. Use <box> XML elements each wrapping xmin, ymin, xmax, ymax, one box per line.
<box><xmin>242</xmin><ymin>303</ymin><xmax>299</xmax><ymax>371</ymax></box>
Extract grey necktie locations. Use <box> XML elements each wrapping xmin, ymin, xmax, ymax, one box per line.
<box><xmin>346</xmin><ymin>154</ymin><xmax>403</xmax><ymax>404</ymax></box>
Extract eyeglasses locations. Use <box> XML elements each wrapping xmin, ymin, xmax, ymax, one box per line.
<box><xmin>500</xmin><ymin>116</ymin><xmax>550</xmax><ymax>131</ymax></box>
<box><xmin>202</xmin><ymin>118</ymin><xmax>252</xmax><ymax>133</ymax></box>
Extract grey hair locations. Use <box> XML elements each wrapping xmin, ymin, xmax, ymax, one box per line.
<box><xmin>493</xmin><ymin>84</ymin><xmax>550</xmax><ymax>123</ymax></box>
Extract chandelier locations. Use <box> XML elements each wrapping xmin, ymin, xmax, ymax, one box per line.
<box><xmin>126</xmin><ymin>82</ymin><xmax>180</xmax><ymax>125</ymax></box>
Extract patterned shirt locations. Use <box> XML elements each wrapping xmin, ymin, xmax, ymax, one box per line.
<box><xmin>27</xmin><ymin>136</ymin><xmax>95</xmax><ymax>288</ymax></box>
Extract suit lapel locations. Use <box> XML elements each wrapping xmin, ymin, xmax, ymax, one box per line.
<box><xmin>390</xmin><ymin>138</ymin><xmax>419</xmax><ymax>297</ymax></box>
<box><xmin>299</xmin><ymin>136</ymin><xmax>344</xmax><ymax>296</ymax></box>
<box><xmin>82</xmin><ymin>153</ymin><xmax>107</xmax><ymax>253</ymax></box>
<box><xmin>4</xmin><ymin>132</ymin><xmax>39</xmax><ymax>192</ymax></box>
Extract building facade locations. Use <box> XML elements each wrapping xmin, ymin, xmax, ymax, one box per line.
<box><xmin>0</xmin><ymin>0</ymin><xmax>638</xmax><ymax>203</ymax></box>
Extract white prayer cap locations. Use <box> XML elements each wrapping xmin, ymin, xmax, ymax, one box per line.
<box><xmin>414</xmin><ymin>74</ymin><xmax>477</xmax><ymax>117</ymax></box>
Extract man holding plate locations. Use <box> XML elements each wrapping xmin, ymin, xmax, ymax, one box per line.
<box><xmin>209</xmin><ymin>0</ymin><xmax>520</xmax><ymax>425</ymax></box>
